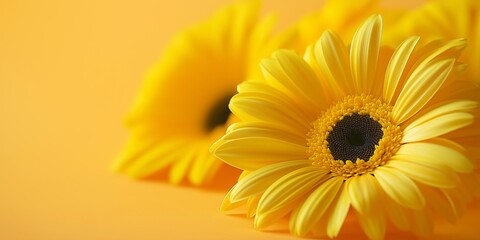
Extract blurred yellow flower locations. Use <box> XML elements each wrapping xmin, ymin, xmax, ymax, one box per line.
<box><xmin>290</xmin><ymin>0</ymin><xmax>405</xmax><ymax>53</ymax></box>
<box><xmin>113</xmin><ymin>0</ymin><xmax>292</xmax><ymax>186</ymax></box>
<box><xmin>385</xmin><ymin>0</ymin><xmax>480</xmax><ymax>83</ymax></box>
<box><xmin>212</xmin><ymin>15</ymin><xmax>480</xmax><ymax>239</ymax></box>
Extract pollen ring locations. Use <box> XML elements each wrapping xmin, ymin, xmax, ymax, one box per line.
<box><xmin>307</xmin><ymin>94</ymin><xmax>403</xmax><ymax>178</ymax></box>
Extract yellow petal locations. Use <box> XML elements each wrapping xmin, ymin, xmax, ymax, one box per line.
<box><xmin>404</xmin><ymin>100</ymin><xmax>477</xmax><ymax>142</ymax></box>
<box><xmin>405</xmin><ymin>100</ymin><xmax>477</xmax><ymax>129</ymax></box>
<box><xmin>387</xmin><ymin>157</ymin><xmax>459</xmax><ymax>188</ymax></box>
<box><xmin>403</xmin><ymin>112</ymin><xmax>474</xmax><ymax>143</ymax></box>
<box><xmin>392</xmin><ymin>58</ymin><xmax>455</xmax><ymax>124</ymax></box>
<box><xmin>313</xmin><ymin>30</ymin><xmax>353</xmax><ymax>99</ymax></box>
<box><xmin>229</xmin><ymin>91</ymin><xmax>312</xmax><ymax>132</ymax></box>
<box><xmin>236</xmin><ymin>80</ymin><xmax>317</xmax><ymax>122</ymax></box>
<box><xmin>350</xmin><ymin>14</ymin><xmax>382</xmax><ymax>94</ymax></box>
<box><xmin>347</xmin><ymin>174</ymin><xmax>387</xmax><ymax>240</ymax></box>
<box><xmin>123</xmin><ymin>139</ymin><xmax>186</xmax><ymax>178</ymax></box>
<box><xmin>395</xmin><ymin>142</ymin><xmax>473</xmax><ymax>173</ymax></box>
<box><xmin>290</xmin><ymin>177</ymin><xmax>344</xmax><ymax>236</ymax></box>
<box><xmin>213</xmin><ymin>136</ymin><xmax>308</xmax><ymax>171</ymax></box>
<box><xmin>275</xmin><ymin>50</ymin><xmax>326</xmax><ymax>106</ymax></box>
<box><xmin>347</xmin><ymin>174</ymin><xmax>383</xmax><ymax>216</ymax></box>
<box><xmin>356</xmin><ymin>207</ymin><xmax>386</xmax><ymax>240</ymax></box>
<box><xmin>238</xmin><ymin>170</ymin><xmax>250</xmax><ymax>181</ymax></box>
<box><xmin>347</xmin><ymin>174</ymin><xmax>386</xmax><ymax>239</ymax></box>
<box><xmin>310</xmin><ymin>214</ymin><xmax>329</xmax><ymax>238</ymax></box>
<box><xmin>374</xmin><ymin>166</ymin><xmax>425</xmax><ymax>210</ymax></box>
<box><xmin>326</xmin><ymin>183</ymin><xmax>350</xmax><ymax>238</ymax></box>
<box><xmin>189</xmin><ymin>148</ymin><xmax>221</xmax><ymax>186</ymax></box>
<box><xmin>414</xmin><ymin>39</ymin><xmax>466</xmax><ymax>74</ymax></box>
<box><xmin>255</xmin><ymin>167</ymin><xmax>328</xmax><ymax>229</ymax></box>
<box><xmin>169</xmin><ymin>144</ymin><xmax>198</xmax><ymax>184</ymax></box>
<box><xmin>261</xmin><ymin>50</ymin><xmax>327</xmax><ymax>113</ymax></box>
<box><xmin>230</xmin><ymin>160</ymin><xmax>311</xmax><ymax>202</ymax></box>
<box><xmin>223</xmin><ymin>121</ymin><xmax>306</xmax><ymax>147</ymax></box>
<box><xmin>221</xmin><ymin>184</ymin><xmax>246</xmax><ymax>212</ymax></box>
<box><xmin>383</xmin><ymin>36</ymin><xmax>420</xmax><ymax>104</ymax></box>
<box><xmin>246</xmin><ymin>195</ymin><xmax>261</xmax><ymax>218</ymax></box>
<box><xmin>255</xmin><ymin>200</ymin><xmax>297</xmax><ymax>230</ymax></box>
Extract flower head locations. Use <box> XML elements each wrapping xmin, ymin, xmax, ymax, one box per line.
<box><xmin>113</xmin><ymin>0</ymin><xmax>292</xmax><ymax>186</ymax></box>
<box><xmin>212</xmin><ymin>15</ymin><xmax>480</xmax><ymax>239</ymax></box>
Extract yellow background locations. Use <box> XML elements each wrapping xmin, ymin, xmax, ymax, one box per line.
<box><xmin>1</xmin><ymin>0</ymin><xmax>479</xmax><ymax>239</ymax></box>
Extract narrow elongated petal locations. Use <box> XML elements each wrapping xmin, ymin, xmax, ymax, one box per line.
<box><xmin>213</xmin><ymin>136</ymin><xmax>308</xmax><ymax>171</ymax></box>
<box><xmin>383</xmin><ymin>36</ymin><xmax>420</xmax><ymax>104</ymax></box>
<box><xmin>395</xmin><ymin>142</ymin><xmax>473</xmax><ymax>173</ymax></box>
<box><xmin>189</xmin><ymin>147</ymin><xmax>221</xmax><ymax>185</ymax></box>
<box><xmin>276</xmin><ymin>50</ymin><xmax>325</xmax><ymax>104</ymax></box>
<box><xmin>258</xmin><ymin>167</ymin><xmax>328</xmax><ymax>213</ymax></box>
<box><xmin>348</xmin><ymin>174</ymin><xmax>387</xmax><ymax>240</ymax></box>
<box><xmin>221</xmin><ymin>184</ymin><xmax>246</xmax><ymax>212</ymax></box>
<box><xmin>231</xmin><ymin>160</ymin><xmax>311</xmax><ymax>202</ymax></box>
<box><xmin>414</xmin><ymin>39</ymin><xmax>466</xmax><ymax>74</ymax></box>
<box><xmin>230</xmin><ymin>91</ymin><xmax>312</xmax><ymax>131</ymax></box>
<box><xmin>246</xmin><ymin>195</ymin><xmax>261</xmax><ymax>218</ymax></box>
<box><xmin>356</xmin><ymin>208</ymin><xmax>386</xmax><ymax>240</ymax></box>
<box><xmin>291</xmin><ymin>177</ymin><xmax>344</xmax><ymax>236</ymax></box>
<box><xmin>236</xmin><ymin>79</ymin><xmax>318</xmax><ymax>121</ymax></box>
<box><xmin>255</xmin><ymin>200</ymin><xmax>298</xmax><ymax>230</ymax></box>
<box><xmin>405</xmin><ymin>100</ymin><xmax>477</xmax><ymax>130</ymax></box>
<box><xmin>261</xmin><ymin>50</ymin><xmax>327</xmax><ymax>112</ymax></box>
<box><xmin>169</xmin><ymin>144</ymin><xmax>198</xmax><ymax>184</ymax></box>
<box><xmin>314</xmin><ymin>30</ymin><xmax>353</xmax><ymax>98</ymax></box>
<box><xmin>326</xmin><ymin>181</ymin><xmax>351</xmax><ymax>238</ymax></box>
<box><xmin>387</xmin><ymin>157</ymin><xmax>459</xmax><ymax>188</ymax></box>
<box><xmin>405</xmin><ymin>100</ymin><xmax>478</xmax><ymax>128</ymax></box>
<box><xmin>350</xmin><ymin>14</ymin><xmax>382</xmax><ymax>93</ymax></box>
<box><xmin>223</xmin><ymin>121</ymin><xmax>306</xmax><ymax>146</ymax></box>
<box><xmin>374</xmin><ymin>167</ymin><xmax>425</xmax><ymax>209</ymax></box>
<box><xmin>392</xmin><ymin>58</ymin><xmax>455</xmax><ymax>123</ymax></box>
<box><xmin>348</xmin><ymin>174</ymin><xmax>383</xmax><ymax>216</ymax></box>
<box><xmin>124</xmin><ymin>140</ymin><xmax>187</xmax><ymax>178</ymax></box>
<box><xmin>255</xmin><ymin>167</ymin><xmax>329</xmax><ymax>229</ymax></box>
<box><xmin>403</xmin><ymin>112</ymin><xmax>474</xmax><ymax>142</ymax></box>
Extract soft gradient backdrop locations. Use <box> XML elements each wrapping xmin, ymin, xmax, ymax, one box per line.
<box><xmin>1</xmin><ymin>0</ymin><xmax>479</xmax><ymax>239</ymax></box>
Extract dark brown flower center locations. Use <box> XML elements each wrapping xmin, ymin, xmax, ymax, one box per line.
<box><xmin>205</xmin><ymin>95</ymin><xmax>232</xmax><ymax>131</ymax></box>
<box><xmin>326</xmin><ymin>114</ymin><xmax>383</xmax><ymax>162</ymax></box>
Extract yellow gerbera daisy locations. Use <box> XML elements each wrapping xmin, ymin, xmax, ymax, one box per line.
<box><xmin>113</xmin><ymin>0</ymin><xmax>292</xmax><ymax>186</ymax></box>
<box><xmin>212</xmin><ymin>15</ymin><xmax>480</xmax><ymax>239</ymax></box>
<box><xmin>385</xmin><ymin>0</ymin><xmax>480</xmax><ymax>83</ymax></box>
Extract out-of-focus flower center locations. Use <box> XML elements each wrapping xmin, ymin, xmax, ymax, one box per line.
<box><xmin>205</xmin><ymin>95</ymin><xmax>233</xmax><ymax>132</ymax></box>
<box><xmin>307</xmin><ymin>94</ymin><xmax>403</xmax><ymax>178</ymax></box>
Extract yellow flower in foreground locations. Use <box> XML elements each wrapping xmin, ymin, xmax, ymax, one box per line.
<box><xmin>113</xmin><ymin>1</ymin><xmax>292</xmax><ymax>186</ymax></box>
<box><xmin>386</xmin><ymin>0</ymin><xmax>480</xmax><ymax>83</ymax></box>
<box><xmin>212</xmin><ymin>15</ymin><xmax>480</xmax><ymax>239</ymax></box>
